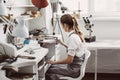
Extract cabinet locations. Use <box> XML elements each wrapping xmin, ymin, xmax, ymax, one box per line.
<box><xmin>85</xmin><ymin>40</ymin><xmax>120</xmax><ymax>80</ymax></box>
<box><xmin>0</xmin><ymin>39</ymin><xmax>57</xmax><ymax>80</ymax></box>
<box><xmin>0</xmin><ymin>40</ymin><xmax>49</xmax><ymax>80</ymax></box>
<box><xmin>6</xmin><ymin>45</ymin><xmax>48</xmax><ymax>80</ymax></box>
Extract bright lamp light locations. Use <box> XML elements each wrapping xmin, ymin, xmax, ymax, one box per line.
<box><xmin>0</xmin><ymin>0</ymin><xmax>8</xmax><ymax>16</ymax></box>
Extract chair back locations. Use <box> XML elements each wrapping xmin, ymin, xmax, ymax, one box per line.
<box><xmin>79</xmin><ymin>49</ymin><xmax>91</xmax><ymax>80</ymax></box>
<box><xmin>60</xmin><ymin>49</ymin><xmax>91</xmax><ymax>80</ymax></box>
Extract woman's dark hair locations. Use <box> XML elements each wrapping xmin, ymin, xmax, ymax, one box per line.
<box><xmin>60</xmin><ymin>14</ymin><xmax>84</xmax><ymax>42</ymax></box>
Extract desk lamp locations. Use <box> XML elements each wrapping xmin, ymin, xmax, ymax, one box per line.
<box><xmin>50</xmin><ymin>0</ymin><xmax>66</xmax><ymax>42</ymax></box>
<box><xmin>0</xmin><ymin>0</ymin><xmax>29</xmax><ymax>38</ymax></box>
<box><xmin>12</xmin><ymin>17</ymin><xmax>29</xmax><ymax>38</ymax></box>
<box><xmin>11</xmin><ymin>17</ymin><xmax>29</xmax><ymax>48</ymax></box>
<box><xmin>0</xmin><ymin>0</ymin><xmax>7</xmax><ymax>16</ymax></box>
<box><xmin>0</xmin><ymin>0</ymin><xmax>14</xmax><ymax>26</ymax></box>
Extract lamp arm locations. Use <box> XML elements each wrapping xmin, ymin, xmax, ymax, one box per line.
<box><xmin>0</xmin><ymin>16</ymin><xmax>7</xmax><ymax>23</ymax></box>
<box><xmin>0</xmin><ymin>16</ymin><xmax>15</xmax><ymax>27</ymax></box>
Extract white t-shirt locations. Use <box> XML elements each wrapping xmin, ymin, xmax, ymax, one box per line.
<box><xmin>66</xmin><ymin>30</ymin><xmax>86</xmax><ymax>57</ymax></box>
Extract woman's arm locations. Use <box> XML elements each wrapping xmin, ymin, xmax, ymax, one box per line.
<box><xmin>60</xmin><ymin>41</ymin><xmax>68</xmax><ymax>48</ymax></box>
<box><xmin>47</xmin><ymin>55</ymin><xmax>74</xmax><ymax>64</ymax></box>
<box><xmin>56</xmin><ymin>39</ymin><xmax>68</xmax><ymax>48</ymax></box>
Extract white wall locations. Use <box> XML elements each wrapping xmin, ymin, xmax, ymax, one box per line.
<box><xmin>78</xmin><ymin>20</ymin><xmax>120</xmax><ymax>40</ymax></box>
<box><xmin>93</xmin><ymin>21</ymin><xmax>120</xmax><ymax>40</ymax></box>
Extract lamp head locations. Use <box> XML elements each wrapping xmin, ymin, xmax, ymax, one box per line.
<box><xmin>12</xmin><ymin>17</ymin><xmax>29</xmax><ymax>38</ymax></box>
<box><xmin>32</xmin><ymin>0</ymin><xmax>48</xmax><ymax>9</ymax></box>
<box><xmin>61</xmin><ymin>6</ymin><xmax>68</xmax><ymax>13</ymax></box>
<box><xmin>0</xmin><ymin>0</ymin><xmax>8</xmax><ymax>16</ymax></box>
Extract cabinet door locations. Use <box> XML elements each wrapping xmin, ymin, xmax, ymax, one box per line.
<box><xmin>97</xmin><ymin>49</ymin><xmax>120</xmax><ymax>73</ymax></box>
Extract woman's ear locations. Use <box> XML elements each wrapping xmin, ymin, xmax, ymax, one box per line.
<box><xmin>62</xmin><ymin>23</ymin><xmax>65</xmax><ymax>27</ymax></box>
<box><xmin>63</xmin><ymin>24</ymin><xmax>68</xmax><ymax>28</ymax></box>
<box><xmin>64</xmin><ymin>24</ymin><xmax>70</xmax><ymax>32</ymax></box>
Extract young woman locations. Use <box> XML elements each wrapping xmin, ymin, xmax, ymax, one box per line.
<box><xmin>45</xmin><ymin>14</ymin><xmax>87</xmax><ymax>80</ymax></box>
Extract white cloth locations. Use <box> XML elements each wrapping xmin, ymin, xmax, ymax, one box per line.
<box><xmin>0</xmin><ymin>25</ymin><xmax>6</xmax><ymax>43</ymax></box>
<box><xmin>67</xmin><ymin>30</ymin><xmax>86</xmax><ymax>57</ymax></box>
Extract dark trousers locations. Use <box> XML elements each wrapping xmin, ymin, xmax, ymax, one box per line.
<box><xmin>45</xmin><ymin>56</ymin><xmax>85</xmax><ymax>80</ymax></box>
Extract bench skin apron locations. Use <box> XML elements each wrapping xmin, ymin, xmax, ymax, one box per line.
<box><xmin>45</xmin><ymin>32</ymin><xmax>85</xmax><ymax>80</ymax></box>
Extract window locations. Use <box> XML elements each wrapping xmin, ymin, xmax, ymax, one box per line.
<box><xmin>91</xmin><ymin>0</ymin><xmax>120</xmax><ymax>17</ymax></box>
<box><xmin>59</xmin><ymin>0</ymin><xmax>120</xmax><ymax>18</ymax></box>
<box><xmin>59</xmin><ymin>0</ymin><xmax>89</xmax><ymax>15</ymax></box>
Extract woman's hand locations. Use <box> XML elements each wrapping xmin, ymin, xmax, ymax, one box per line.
<box><xmin>47</xmin><ymin>60</ymin><xmax>55</xmax><ymax>64</ymax></box>
<box><xmin>46</xmin><ymin>55</ymin><xmax>74</xmax><ymax>64</ymax></box>
<box><xmin>55</xmin><ymin>38</ymin><xmax>62</xmax><ymax>44</ymax></box>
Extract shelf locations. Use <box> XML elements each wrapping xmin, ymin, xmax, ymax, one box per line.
<box><xmin>6</xmin><ymin>5</ymin><xmax>35</xmax><ymax>8</ymax></box>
